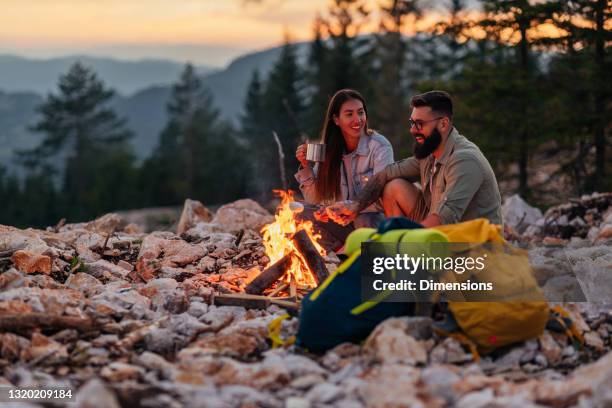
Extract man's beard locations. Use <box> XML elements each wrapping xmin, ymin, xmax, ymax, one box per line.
<box><xmin>413</xmin><ymin>128</ymin><xmax>442</xmax><ymax>159</ymax></box>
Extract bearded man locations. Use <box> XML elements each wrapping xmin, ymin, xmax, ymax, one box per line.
<box><xmin>327</xmin><ymin>90</ymin><xmax>502</xmax><ymax>228</ymax></box>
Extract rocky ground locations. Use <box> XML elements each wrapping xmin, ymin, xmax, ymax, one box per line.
<box><xmin>0</xmin><ymin>195</ymin><xmax>611</xmax><ymax>408</ymax></box>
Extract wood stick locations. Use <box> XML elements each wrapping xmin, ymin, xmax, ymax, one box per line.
<box><xmin>0</xmin><ymin>313</ymin><xmax>97</xmax><ymax>333</ymax></box>
<box><xmin>292</xmin><ymin>229</ymin><xmax>329</xmax><ymax>284</ymax></box>
<box><xmin>234</xmin><ymin>229</ymin><xmax>245</xmax><ymax>247</ymax></box>
<box><xmin>53</xmin><ymin>218</ymin><xmax>66</xmax><ymax>233</ymax></box>
<box><xmin>267</xmin><ymin>282</ymin><xmax>289</xmax><ymax>297</ymax></box>
<box><xmin>214</xmin><ymin>293</ymin><xmax>299</xmax><ymax>312</ymax></box>
<box><xmin>272</xmin><ymin>131</ymin><xmax>287</xmax><ymax>191</ymax></box>
<box><xmin>102</xmin><ymin>226</ymin><xmax>116</xmax><ymax>250</ymax></box>
<box><xmin>116</xmin><ymin>318</ymin><xmax>167</xmax><ymax>351</ymax></box>
<box><xmin>214</xmin><ymin>293</ymin><xmax>271</xmax><ymax>309</ymax></box>
<box><xmin>0</xmin><ymin>244</ymin><xmax>26</xmax><ymax>258</ymax></box>
<box><xmin>245</xmin><ymin>254</ymin><xmax>292</xmax><ymax>295</ymax></box>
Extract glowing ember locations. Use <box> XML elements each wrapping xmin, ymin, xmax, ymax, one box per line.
<box><xmin>261</xmin><ymin>190</ymin><xmax>326</xmax><ymax>288</ymax></box>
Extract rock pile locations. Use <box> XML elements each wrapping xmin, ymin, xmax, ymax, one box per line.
<box><xmin>0</xmin><ymin>197</ymin><xmax>611</xmax><ymax>407</ymax></box>
<box><xmin>537</xmin><ymin>192</ymin><xmax>612</xmax><ymax>241</ymax></box>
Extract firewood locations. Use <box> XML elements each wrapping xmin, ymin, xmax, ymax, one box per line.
<box><xmin>53</xmin><ymin>218</ymin><xmax>66</xmax><ymax>233</ymax></box>
<box><xmin>267</xmin><ymin>282</ymin><xmax>289</xmax><ymax>297</ymax></box>
<box><xmin>102</xmin><ymin>226</ymin><xmax>116</xmax><ymax>250</ymax></box>
<box><xmin>291</xmin><ymin>229</ymin><xmax>329</xmax><ymax>284</ymax></box>
<box><xmin>234</xmin><ymin>229</ymin><xmax>245</xmax><ymax>247</ymax></box>
<box><xmin>245</xmin><ymin>254</ymin><xmax>292</xmax><ymax>295</ymax></box>
<box><xmin>290</xmin><ymin>278</ymin><xmax>297</xmax><ymax>298</ymax></box>
<box><xmin>0</xmin><ymin>244</ymin><xmax>26</xmax><ymax>258</ymax></box>
<box><xmin>272</xmin><ymin>131</ymin><xmax>288</xmax><ymax>190</ymax></box>
<box><xmin>116</xmin><ymin>318</ymin><xmax>167</xmax><ymax>351</ymax></box>
<box><xmin>213</xmin><ymin>293</ymin><xmax>299</xmax><ymax>313</ymax></box>
<box><xmin>0</xmin><ymin>313</ymin><xmax>98</xmax><ymax>333</ymax></box>
<box><xmin>214</xmin><ymin>293</ymin><xmax>270</xmax><ymax>309</ymax></box>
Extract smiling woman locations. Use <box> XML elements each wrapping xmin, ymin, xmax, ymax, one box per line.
<box><xmin>293</xmin><ymin>88</ymin><xmax>394</xmax><ymax>251</ymax></box>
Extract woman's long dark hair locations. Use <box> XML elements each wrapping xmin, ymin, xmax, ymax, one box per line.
<box><xmin>314</xmin><ymin>89</ymin><xmax>370</xmax><ymax>204</ymax></box>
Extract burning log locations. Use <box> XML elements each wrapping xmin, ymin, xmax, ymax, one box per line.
<box><xmin>292</xmin><ymin>229</ymin><xmax>329</xmax><ymax>285</ymax></box>
<box><xmin>245</xmin><ymin>253</ymin><xmax>292</xmax><ymax>295</ymax></box>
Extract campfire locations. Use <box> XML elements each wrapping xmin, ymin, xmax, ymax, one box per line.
<box><xmin>245</xmin><ymin>190</ymin><xmax>329</xmax><ymax>297</ymax></box>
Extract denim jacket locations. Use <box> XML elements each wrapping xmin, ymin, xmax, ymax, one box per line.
<box><xmin>295</xmin><ymin>132</ymin><xmax>394</xmax><ymax>213</ymax></box>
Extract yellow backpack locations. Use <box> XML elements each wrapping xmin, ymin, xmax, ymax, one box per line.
<box><xmin>346</xmin><ymin>218</ymin><xmax>550</xmax><ymax>357</ymax></box>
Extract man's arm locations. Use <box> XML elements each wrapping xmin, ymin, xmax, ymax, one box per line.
<box><xmin>355</xmin><ymin>170</ymin><xmax>389</xmax><ymax>213</ymax></box>
<box><xmin>355</xmin><ymin>157</ymin><xmax>420</xmax><ymax>212</ymax></box>
<box><xmin>326</xmin><ymin>157</ymin><xmax>420</xmax><ymax>226</ymax></box>
<box><xmin>433</xmin><ymin>153</ymin><xmax>484</xmax><ymax>224</ymax></box>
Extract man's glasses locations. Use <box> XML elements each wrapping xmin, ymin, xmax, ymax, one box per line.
<box><xmin>409</xmin><ymin>117</ymin><xmax>443</xmax><ymax>131</ymax></box>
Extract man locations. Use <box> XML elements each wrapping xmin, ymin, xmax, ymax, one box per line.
<box><xmin>327</xmin><ymin>90</ymin><xmax>502</xmax><ymax>227</ymax></box>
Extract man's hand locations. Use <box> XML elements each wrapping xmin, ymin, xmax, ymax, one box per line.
<box><xmin>296</xmin><ymin>144</ymin><xmax>309</xmax><ymax>167</ymax></box>
<box><xmin>326</xmin><ymin>201</ymin><xmax>359</xmax><ymax>226</ymax></box>
<box><xmin>314</xmin><ymin>206</ymin><xmax>329</xmax><ymax>222</ymax></box>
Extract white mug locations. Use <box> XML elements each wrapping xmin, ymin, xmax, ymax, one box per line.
<box><xmin>306</xmin><ymin>143</ymin><xmax>326</xmax><ymax>162</ymax></box>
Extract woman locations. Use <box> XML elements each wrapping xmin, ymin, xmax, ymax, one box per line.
<box><xmin>295</xmin><ymin>89</ymin><xmax>394</xmax><ymax>250</ymax></box>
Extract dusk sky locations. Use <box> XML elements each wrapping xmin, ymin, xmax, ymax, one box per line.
<box><xmin>1</xmin><ymin>0</ymin><xmax>342</xmax><ymax>66</ymax></box>
<box><xmin>0</xmin><ymin>0</ymin><xmax>460</xmax><ymax>67</ymax></box>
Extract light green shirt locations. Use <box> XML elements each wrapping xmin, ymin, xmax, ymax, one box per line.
<box><xmin>383</xmin><ymin>127</ymin><xmax>503</xmax><ymax>225</ymax></box>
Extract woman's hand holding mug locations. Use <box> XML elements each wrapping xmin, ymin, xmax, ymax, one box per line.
<box><xmin>296</xmin><ymin>144</ymin><xmax>309</xmax><ymax>167</ymax></box>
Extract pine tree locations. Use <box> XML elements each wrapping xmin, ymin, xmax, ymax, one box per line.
<box><xmin>145</xmin><ymin>63</ymin><xmax>250</xmax><ymax>205</ymax></box>
<box><xmin>473</xmin><ymin>0</ymin><xmax>561</xmax><ymax>197</ymax></box>
<box><xmin>322</xmin><ymin>0</ymin><xmax>373</xmax><ymax>94</ymax></box>
<box><xmin>19</xmin><ymin>166</ymin><xmax>61</xmax><ymax>228</ymax></box>
<box><xmin>261</xmin><ymin>39</ymin><xmax>304</xmax><ymax>192</ymax></box>
<box><xmin>304</xmin><ymin>0</ymin><xmax>378</xmax><ymax>143</ymax></box>
<box><xmin>241</xmin><ymin>69</ymin><xmax>272</xmax><ymax>197</ymax></box>
<box><xmin>0</xmin><ymin>165</ymin><xmax>21</xmax><ymax>226</ymax></box>
<box><xmin>241</xmin><ymin>69</ymin><xmax>265</xmax><ymax>141</ymax></box>
<box><xmin>20</xmin><ymin>62</ymin><xmax>135</xmax><ymax>220</ymax></box>
<box><xmin>373</xmin><ymin>0</ymin><xmax>422</xmax><ymax>153</ymax></box>
<box><xmin>553</xmin><ymin>0</ymin><xmax>611</xmax><ymax>191</ymax></box>
<box><xmin>304</xmin><ymin>14</ymin><xmax>333</xmax><ymax>140</ymax></box>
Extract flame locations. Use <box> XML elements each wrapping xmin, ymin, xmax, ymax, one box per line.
<box><xmin>261</xmin><ymin>190</ymin><xmax>326</xmax><ymax>288</ymax></box>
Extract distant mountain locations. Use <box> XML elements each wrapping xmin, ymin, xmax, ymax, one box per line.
<box><xmin>111</xmin><ymin>85</ymin><xmax>172</xmax><ymax>160</ymax></box>
<box><xmin>0</xmin><ymin>35</ymin><xmax>494</xmax><ymax>177</ymax></box>
<box><xmin>0</xmin><ymin>44</ymin><xmax>308</xmax><ymax>173</ymax></box>
<box><xmin>201</xmin><ymin>43</ymin><xmax>308</xmax><ymax>123</ymax></box>
<box><xmin>0</xmin><ymin>55</ymin><xmax>216</xmax><ymax>96</ymax></box>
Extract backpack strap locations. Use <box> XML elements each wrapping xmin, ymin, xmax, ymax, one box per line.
<box><xmin>268</xmin><ymin>314</ymin><xmax>295</xmax><ymax>348</ymax></box>
<box><xmin>548</xmin><ymin>306</ymin><xmax>584</xmax><ymax>348</ymax></box>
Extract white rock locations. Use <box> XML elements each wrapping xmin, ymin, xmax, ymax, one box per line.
<box><xmin>290</xmin><ymin>374</ymin><xmax>325</xmax><ymax>390</ymax></box>
<box><xmin>430</xmin><ymin>338</ymin><xmax>473</xmax><ymax>364</ymax></box>
<box><xmin>75</xmin><ymin>378</ymin><xmax>120</xmax><ymax>408</ymax></box>
<box><xmin>502</xmin><ymin>195</ymin><xmax>543</xmax><ymax>232</ymax></box>
<box><xmin>420</xmin><ymin>365</ymin><xmax>461</xmax><ymax>403</ymax></box>
<box><xmin>86</xmin><ymin>259</ymin><xmax>131</xmax><ymax>280</ymax></box>
<box><xmin>213</xmin><ymin>199</ymin><xmax>274</xmax><ymax>232</ymax></box>
<box><xmin>285</xmin><ymin>397</ymin><xmax>311</xmax><ymax>408</ymax></box>
<box><xmin>305</xmin><ymin>382</ymin><xmax>344</xmax><ymax>404</ymax></box>
<box><xmin>363</xmin><ymin>318</ymin><xmax>428</xmax><ymax>365</ymax></box>
<box><xmin>176</xmin><ymin>198</ymin><xmax>213</xmax><ymax>235</ymax></box>
<box><xmin>65</xmin><ymin>272</ymin><xmax>103</xmax><ymax>297</ymax></box>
